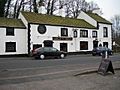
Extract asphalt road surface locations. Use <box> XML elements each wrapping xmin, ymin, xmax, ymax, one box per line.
<box><xmin>0</xmin><ymin>54</ymin><xmax>120</xmax><ymax>70</ymax></box>
<box><xmin>0</xmin><ymin>70</ymin><xmax>120</xmax><ymax>90</ymax></box>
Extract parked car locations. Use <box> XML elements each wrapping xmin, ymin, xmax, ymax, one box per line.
<box><xmin>92</xmin><ymin>47</ymin><xmax>113</xmax><ymax>56</ymax></box>
<box><xmin>32</xmin><ymin>47</ymin><xmax>67</xmax><ymax>59</ymax></box>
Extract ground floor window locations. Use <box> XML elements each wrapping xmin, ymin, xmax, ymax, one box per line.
<box><xmin>6</xmin><ymin>42</ymin><xmax>16</xmax><ymax>52</ymax></box>
<box><xmin>80</xmin><ymin>41</ymin><xmax>88</xmax><ymax>50</ymax></box>
<box><xmin>33</xmin><ymin>44</ymin><xmax>42</xmax><ymax>50</ymax></box>
<box><xmin>43</xmin><ymin>40</ymin><xmax>53</xmax><ymax>47</ymax></box>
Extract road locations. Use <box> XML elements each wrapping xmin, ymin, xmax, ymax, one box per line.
<box><xmin>0</xmin><ymin>69</ymin><xmax>120</xmax><ymax>90</ymax></box>
<box><xmin>0</xmin><ymin>54</ymin><xmax>120</xmax><ymax>70</ymax></box>
<box><xmin>0</xmin><ymin>54</ymin><xmax>120</xmax><ymax>86</ymax></box>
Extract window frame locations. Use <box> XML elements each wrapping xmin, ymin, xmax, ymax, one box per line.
<box><xmin>73</xmin><ymin>30</ymin><xmax>77</xmax><ymax>38</ymax></box>
<box><xmin>61</xmin><ymin>28</ymin><xmax>68</xmax><ymax>36</ymax></box>
<box><xmin>5</xmin><ymin>42</ymin><xmax>16</xmax><ymax>52</ymax></box>
<box><xmin>92</xmin><ymin>31</ymin><xmax>97</xmax><ymax>38</ymax></box>
<box><xmin>103</xmin><ymin>27</ymin><xmax>108</xmax><ymax>37</ymax></box>
<box><xmin>6</xmin><ymin>27</ymin><xmax>14</xmax><ymax>36</ymax></box>
<box><xmin>37</xmin><ymin>24</ymin><xmax>46</xmax><ymax>34</ymax></box>
<box><xmin>80</xmin><ymin>30</ymin><xmax>88</xmax><ymax>37</ymax></box>
<box><xmin>80</xmin><ymin>41</ymin><xmax>88</xmax><ymax>50</ymax></box>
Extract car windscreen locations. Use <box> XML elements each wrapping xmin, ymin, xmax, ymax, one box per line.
<box><xmin>49</xmin><ymin>48</ymin><xmax>58</xmax><ymax>52</ymax></box>
<box><xmin>98</xmin><ymin>47</ymin><xmax>109</xmax><ymax>51</ymax></box>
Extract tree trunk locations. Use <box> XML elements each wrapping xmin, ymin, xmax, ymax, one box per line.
<box><xmin>0</xmin><ymin>0</ymin><xmax>7</xmax><ymax>17</ymax></box>
<box><xmin>5</xmin><ymin>0</ymin><xmax>12</xmax><ymax>17</ymax></box>
<box><xmin>33</xmin><ymin>0</ymin><xmax>38</xmax><ymax>13</ymax></box>
<box><xmin>13</xmin><ymin>0</ymin><xmax>19</xmax><ymax>18</ymax></box>
<box><xmin>50</xmin><ymin>0</ymin><xmax>55</xmax><ymax>15</ymax></box>
<box><xmin>46</xmin><ymin>0</ymin><xmax>51</xmax><ymax>15</ymax></box>
<box><xmin>16</xmin><ymin>0</ymin><xmax>24</xmax><ymax>18</ymax></box>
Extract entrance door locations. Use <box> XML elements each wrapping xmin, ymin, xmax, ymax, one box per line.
<box><xmin>93</xmin><ymin>40</ymin><xmax>98</xmax><ymax>48</ymax></box>
<box><xmin>103</xmin><ymin>42</ymin><xmax>108</xmax><ymax>47</ymax></box>
<box><xmin>60</xmin><ymin>43</ymin><xmax>67</xmax><ymax>52</ymax></box>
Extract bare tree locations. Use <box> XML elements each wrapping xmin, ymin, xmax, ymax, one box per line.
<box><xmin>64</xmin><ymin>0</ymin><xmax>101</xmax><ymax>18</ymax></box>
<box><xmin>16</xmin><ymin>0</ymin><xmax>25</xmax><ymax>18</ymax></box>
<box><xmin>64</xmin><ymin>0</ymin><xmax>88</xmax><ymax>18</ymax></box>
<box><xmin>5</xmin><ymin>0</ymin><xmax>12</xmax><ymax>17</ymax></box>
<box><xmin>33</xmin><ymin>0</ymin><xmax>38</xmax><ymax>13</ymax></box>
<box><xmin>0</xmin><ymin>0</ymin><xmax>7</xmax><ymax>17</ymax></box>
<box><xmin>111</xmin><ymin>15</ymin><xmax>120</xmax><ymax>39</ymax></box>
<box><xmin>13</xmin><ymin>0</ymin><xmax>19</xmax><ymax>18</ymax></box>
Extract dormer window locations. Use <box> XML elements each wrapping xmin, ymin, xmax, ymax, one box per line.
<box><xmin>61</xmin><ymin>28</ymin><xmax>68</xmax><ymax>36</ymax></box>
<box><xmin>6</xmin><ymin>27</ymin><xmax>14</xmax><ymax>36</ymax></box>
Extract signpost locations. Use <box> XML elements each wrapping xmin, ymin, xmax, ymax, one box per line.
<box><xmin>98</xmin><ymin>50</ymin><xmax>115</xmax><ymax>75</ymax></box>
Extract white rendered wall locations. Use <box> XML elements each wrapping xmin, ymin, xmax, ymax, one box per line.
<box><xmin>30</xmin><ymin>24</ymin><xmax>96</xmax><ymax>52</ymax></box>
<box><xmin>0</xmin><ymin>28</ymin><xmax>27</xmax><ymax>55</ymax></box>
<box><xmin>97</xmin><ymin>23</ymin><xmax>112</xmax><ymax>49</ymax></box>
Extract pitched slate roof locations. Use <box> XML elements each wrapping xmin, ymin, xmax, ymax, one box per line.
<box><xmin>0</xmin><ymin>17</ymin><xmax>26</xmax><ymax>28</ymax></box>
<box><xmin>85</xmin><ymin>12</ymin><xmax>112</xmax><ymax>25</ymax></box>
<box><xmin>21</xmin><ymin>11</ymin><xmax>96</xmax><ymax>29</ymax></box>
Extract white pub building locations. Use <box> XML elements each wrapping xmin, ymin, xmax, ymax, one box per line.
<box><xmin>0</xmin><ymin>11</ymin><xmax>112</xmax><ymax>55</ymax></box>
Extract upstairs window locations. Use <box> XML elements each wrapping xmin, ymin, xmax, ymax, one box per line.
<box><xmin>92</xmin><ymin>31</ymin><xmax>97</xmax><ymax>38</ymax></box>
<box><xmin>38</xmin><ymin>24</ymin><xmax>46</xmax><ymax>34</ymax></box>
<box><xmin>61</xmin><ymin>28</ymin><xmax>68</xmax><ymax>36</ymax></box>
<box><xmin>6</xmin><ymin>42</ymin><xmax>16</xmax><ymax>52</ymax></box>
<box><xmin>6</xmin><ymin>27</ymin><xmax>14</xmax><ymax>36</ymax></box>
<box><xmin>103</xmin><ymin>27</ymin><xmax>108</xmax><ymax>37</ymax></box>
<box><xmin>80</xmin><ymin>30</ymin><xmax>88</xmax><ymax>37</ymax></box>
<box><xmin>73</xmin><ymin>30</ymin><xmax>77</xmax><ymax>38</ymax></box>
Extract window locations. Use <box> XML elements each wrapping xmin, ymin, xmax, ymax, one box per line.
<box><xmin>73</xmin><ymin>30</ymin><xmax>77</xmax><ymax>38</ymax></box>
<box><xmin>6</xmin><ymin>27</ymin><xmax>14</xmax><ymax>36</ymax></box>
<box><xmin>103</xmin><ymin>27</ymin><xmax>108</xmax><ymax>37</ymax></box>
<box><xmin>61</xmin><ymin>28</ymin><xmax>68</xmax><ymax>36</ymax></box>
<box><xmin>80</xmin><ymin>30</ymin><xmax>88</xmax><ymax>37</ymax></box>
<box><xmin>6</xmin><ymin>42</ymin><xmax>16</xmax><ymax>52</ymax></box>
<box><xmin>33</xmin><ymin>44</ymin><xmax>42</xmax><ymax>50</ymax></box>
<box><xmin>92</xmin><ymin>31</ymin><xmax>97</xmax><ymax>38</ymax></box>
<box><xmin>38</xmin><ymin>24</ymin><xmax>46</xmax><ymax>34</ymax></box>
<box><xmin>80</xmin><ymin>41</ymin><xmax>88</xmax><ymax>50</ymax></box>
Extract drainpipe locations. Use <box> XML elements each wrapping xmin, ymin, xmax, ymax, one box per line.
<box><xmin>28</xmin><ymin>23</ymin><xmax>31</xmax><ymax>56</ymax></box>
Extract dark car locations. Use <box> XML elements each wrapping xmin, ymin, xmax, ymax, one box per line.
<box><xmin>92</xmin><ymin>47</ymin><xmax>113</xmax><ymax>56</ymax></box>
<box><xmin>32</xmin><ymin>47</ymin><xmax>67</xmax><ymax>59</ymax></box>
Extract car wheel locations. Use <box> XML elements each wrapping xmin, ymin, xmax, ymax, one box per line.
<box><xmin>110</xmin><ymin>52</ymin><xmax>113</xmax><ymax>55</ymax></box>
<box><xmin>40</xmin><ymin>54</ymin><xmax>45</xmax><ymax>60</ymax></box>
<box><xmin>60</xmin><ymin>54</ymin><xmax>65</xmax><ymax>59</ymax></box>
<box><xmin>92</xmin><ymin>53</ymin><xmax>96</xmax><ymax>56</ymax></box>
<box><xmin>99</xmin><ymin>53</ymin><xmax>102</xmax><ymax>56</ymax></box>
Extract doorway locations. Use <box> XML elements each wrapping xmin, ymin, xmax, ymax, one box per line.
<box><xmin>60</xmin><ymin>43</ymin><xmax>67</xmax><ymax>52</ymax></box>
<box><xmin>93</xmin><ymin>40</ymin><xmax>98</xmax><ymax>48</ymax></box>
<box><xmin>103</xmin><ymin>42</ymin><xmax>108</xmax><ymax>47</ymax></box>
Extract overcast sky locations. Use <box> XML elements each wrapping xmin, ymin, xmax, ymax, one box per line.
<box><xmin>86</xmin><ymin>0</ymin><xmax>120</xmax><ymax>20</ymax></box>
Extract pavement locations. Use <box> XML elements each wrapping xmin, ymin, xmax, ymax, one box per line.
<box><xmin>0</xmin><ymin>56</ymin><xmax>120</xmax><ymax>90</ymax></box>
